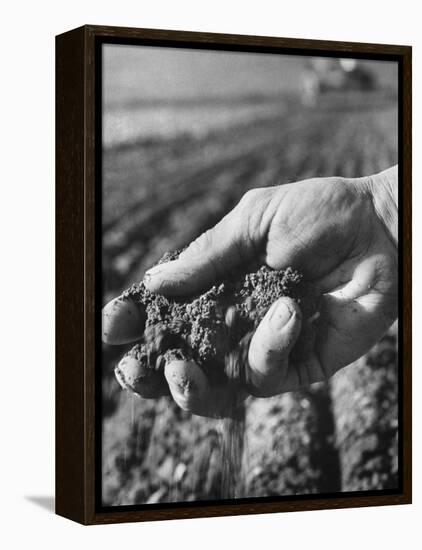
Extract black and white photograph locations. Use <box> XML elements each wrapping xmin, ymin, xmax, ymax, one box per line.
<box><xmin>2</xmin><ymin>0</ymin><xmax>420</xmax><ymax>543</ymax></box>
<box><xmin>100</xmin><ymin>43</ymin><xmax>400</xmax><ymax>507</ymax></box>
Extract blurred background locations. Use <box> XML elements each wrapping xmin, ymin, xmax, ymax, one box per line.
<box><xmin>101</xmin><ymin>45</ymin><xmax>399</xmax><ymax>506</ymax></box>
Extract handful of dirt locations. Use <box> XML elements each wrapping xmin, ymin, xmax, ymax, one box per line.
<box><xmin>106</xmin><ymin>250</ymin><xmax>317</xmax><ymax>404</ymax></box>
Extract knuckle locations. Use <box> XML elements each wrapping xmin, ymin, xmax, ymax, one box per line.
<box><xmin>235</xmin><ymin>188</ymin><xmax>271</xmax><ymax>245</ymax></box>
<box><xmin>238</xmin><ymin>188</ymin><xmax>264</xmax><ymax>211</ymax></box>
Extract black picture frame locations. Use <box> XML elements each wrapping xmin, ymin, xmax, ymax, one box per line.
<box><xmin>56</xmin><ymin>25</ymin><xmax>412</xmax><ymax>525</ymax></box>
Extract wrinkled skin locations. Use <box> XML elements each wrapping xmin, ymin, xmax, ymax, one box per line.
<box><xmin>103</xmin><ymin>176</ymin><xmax>398</xmax><ymax>418</ymax></box>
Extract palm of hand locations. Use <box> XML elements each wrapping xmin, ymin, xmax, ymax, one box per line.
<box><xmin>250</xmin><ymin>177</ymin><xmax>397</xmax><ymax>389</ymax></box>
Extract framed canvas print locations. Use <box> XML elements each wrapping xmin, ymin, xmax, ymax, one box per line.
<box><xmin>56</xmin><ymin>25</ymin><xmax>412</xmax><ymax>525</ymax></box>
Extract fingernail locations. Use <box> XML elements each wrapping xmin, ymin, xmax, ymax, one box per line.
<box><xmin>269</xmin><ymin>300</ymin><xmax>293</xmax><ymax>331</ymax></box>
<box><xmin>164</xmin><ymin>360</ymin><xmax>208</xmax><ymax>410</ymax></box>
<box><xmin>102</xmin><ymin>296</ymin><xmax>145</xmax><ymax>344</ymax></box>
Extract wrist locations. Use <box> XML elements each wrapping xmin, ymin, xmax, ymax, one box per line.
<box><xmin>354</xmin><ymin>166</ymin><xmax>398</xmax><ymax>245</ymax></box>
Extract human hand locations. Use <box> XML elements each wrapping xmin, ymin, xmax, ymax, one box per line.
<box><xmin>103</xmin><ymin>167</ymin><xmax>398</xmax><ymax>417</ymax></box>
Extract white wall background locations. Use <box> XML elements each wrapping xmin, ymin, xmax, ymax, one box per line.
<box><xmin>0</xmin><ymin>0</ymin><xmax>418</xmax><ymax>548</ymax></box>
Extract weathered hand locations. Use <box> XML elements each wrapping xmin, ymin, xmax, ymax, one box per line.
<box><xmin>103</xmin><ymin>167</ymin><xmax>398</xmax><ymax>417</ymax></box>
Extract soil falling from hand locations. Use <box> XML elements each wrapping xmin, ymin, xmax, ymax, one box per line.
<box><xmin>220</xmin><ymin>406</ymin><xmax>246</xmax><ymax>499</ymax></box>
<box><xmin>116</xmin><ymin>250</ymin><xmax>318</xmax><ymax>499</ymax></box>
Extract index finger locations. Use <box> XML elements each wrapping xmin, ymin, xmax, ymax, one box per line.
<box><xmin>143</xmin><ymin>193</ymin><xmax>266</xmax><ymax>296</ymax></box>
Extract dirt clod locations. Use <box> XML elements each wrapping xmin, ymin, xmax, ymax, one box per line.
<box><xmin>118</xmin><ymin>250</ymin><xmax>317</xmax><ymax>399</ymax></box>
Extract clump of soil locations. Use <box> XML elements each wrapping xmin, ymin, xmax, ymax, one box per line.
<box><xmin>117</xmin><ymin>250</ymin><xmax>317</xmax><ymax>400</ymax></box>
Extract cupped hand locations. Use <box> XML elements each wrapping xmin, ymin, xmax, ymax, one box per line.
<box><xmin>103</xmin><ymin>171</ymin><xmax>398</xmax><ymax>417</ymax></box>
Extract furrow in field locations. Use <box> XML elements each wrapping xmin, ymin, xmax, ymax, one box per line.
<box><xmin>103</xmin><ymin>392</ymin><xmax>229</xmax><ymax>504</ymax></box>
<box><xmin>104</xmin><ymin>156</ymin><xmax>267</xmax><ymax>298</ymax></box>
<box><xmin>101</xmin><ymin>120</ymin><xmax>278</xmax><ymax>230</ymax></box>
<box><xmin>330</xmin><ymin>328</ymin><xmax>399</xmax><ymax>491</ymax></box>
<box><xmin>101</xmin><ymin>107</ymin><xmax>315</xmax><ymax>233</ymax></box>
<box><xmin>103</xmin><ymin>112</ymin><xmax>332</xmax><ymax>264</ymax></box>
<box><xmin>103</xmin><ymin>114</ymin><xmax>338</xmax><ymax>296</ymax></box>
<box><xmin>244</xmin><ymin>391</ymin><xmax>335</xmax><ymax>497</ymax></box>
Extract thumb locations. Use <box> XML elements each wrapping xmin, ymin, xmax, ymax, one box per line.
<box><xmin>246</xmin><ymin>297</ymin><xmax>302</xmax><ymax>397</ymax></box>
<box><xmin>144</xmin><ymin>202</ymin><xmax>258</xmax><ymax>295</ymax></box>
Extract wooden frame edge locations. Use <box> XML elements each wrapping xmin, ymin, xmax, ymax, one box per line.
<box><xmin>56</xmin><ymin>24</ymin><xmax>412</xmax><ymax>525</ymax></box>
<box><xmin>56</xmin><ymin>25</ymin><xmax>87</xmax><ymax>524</ymax></box>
